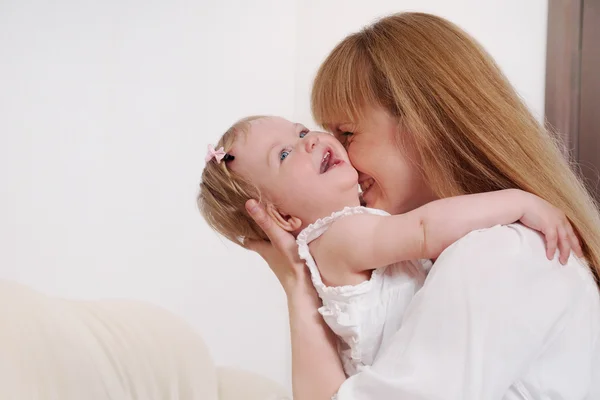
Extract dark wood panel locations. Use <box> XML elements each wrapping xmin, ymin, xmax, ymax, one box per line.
<box><xmin>545</xmin><ymin>0</ymin><xmax>583</xmax><ymax>158</ymax></box>
<box><xmin>579</xmin><ymin>0</ymin><xmax>600</xmax><ymax>202</ymax></box>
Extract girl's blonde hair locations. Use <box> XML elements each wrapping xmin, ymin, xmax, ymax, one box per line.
<box><xmin>312</xmin><ymin>12</ymin><xmax>600</xmax><ymax>284</ymax></box>
<box><xmin>198</xmin><ymin>116</ymin><xmax>269</xmax><ymax>245</ymax></box>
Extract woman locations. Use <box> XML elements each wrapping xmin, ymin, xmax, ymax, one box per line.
<box><xmin>245</xmin><ymin>13</ymin><xmax>600</xmax><ymax>399</ymax></box>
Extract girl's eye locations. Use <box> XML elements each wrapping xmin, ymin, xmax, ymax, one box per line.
<box><xmin>299</xmin><ymin>129</ymin><xmax>308</xmax><ymax>138</ymax></box>
<box><xmin>342</xmin><ymin>131</ymin><xmax>353</xmax><ymax>137</ymax></box>
<box><xmin>280</xmin><ymin>150</ymin><xmax>291</xmax><ymax>161</ymax></box>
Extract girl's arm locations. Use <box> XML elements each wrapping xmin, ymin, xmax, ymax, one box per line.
<box><xmin>318</xmin><ymin>189</ymin><xmax>582</xmax><ymax>276</ymax></box>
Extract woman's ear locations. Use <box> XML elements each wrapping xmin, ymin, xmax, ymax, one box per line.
<box><xmin>266</xmin><ymin>204</ymin><xmax>302</xmax><ymax>232</ymax></box>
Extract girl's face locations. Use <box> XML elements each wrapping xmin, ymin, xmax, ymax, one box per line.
<box><xmin>330</xmin><ymin>107</ymin><xmax>438</xmax><ymax>215</ymax></box>
<box><xmin>230</xmin><ymin>117</ymin><xmax>360</xmax><ymax>228</ymax></box>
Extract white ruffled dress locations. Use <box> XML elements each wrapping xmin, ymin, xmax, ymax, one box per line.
<box><xmin>296</xmin><ymin>206</ymin><xmax>432</xmax><ymax>377</ymax></box>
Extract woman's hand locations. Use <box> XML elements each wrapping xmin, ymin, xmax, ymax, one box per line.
<box><xmin>244</xmin><ymin>199</ymin><xmax>309</xmax><ymax>294</ymax></box>
<box><xmin>245</xmin><ymin>199</ymin><xmax>346</xmax><ymax>400</ymax></box>
<box><xmin>518</xmin><ymin>194</ymin><xmax>583</xmax><ymax>264</ymax></box>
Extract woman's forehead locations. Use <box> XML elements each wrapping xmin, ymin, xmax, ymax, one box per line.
<box><xmin>321</xmin><ymin>115</ymin><xmax>362</xmax><ymax>132</ymax></box>
<box><xmin>318</xmin><ymin>105</ymin><xmax>379</xmax><ymax>131</ymax></box>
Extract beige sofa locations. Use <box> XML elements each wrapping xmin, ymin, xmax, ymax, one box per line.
<box><xmin>0</xmin><ymin>280</ymin><xmax>290</xmax><ymax>400</ymax></box>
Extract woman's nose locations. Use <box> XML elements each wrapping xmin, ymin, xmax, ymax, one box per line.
<box><xmin>303</xmin><ymin>135</ymin><xmax>319</xmax><ymax>152</ymax></box>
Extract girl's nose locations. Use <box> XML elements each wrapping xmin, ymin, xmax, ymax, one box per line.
<box><xmin>303</xmin><ymin>134</ymin><xmax>319</xmax><ymax>152</ymax></box>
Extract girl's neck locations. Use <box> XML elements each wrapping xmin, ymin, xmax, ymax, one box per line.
<box><xmin>295</xmin><ymin>195</ymin><xmax>362</xmax><ymax>235</ymax></box>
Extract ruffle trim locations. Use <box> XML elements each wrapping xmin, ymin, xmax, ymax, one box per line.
<box><xmin>296</xmin><ymin>206</ymin><xmax>388</xmax><ymax>298</ymax></box>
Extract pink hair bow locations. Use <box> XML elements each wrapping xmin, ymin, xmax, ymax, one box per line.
<box><xmin>205</xmin><ymin>144</ymin><xmax>227</xmax><ymax>163</ymax></box>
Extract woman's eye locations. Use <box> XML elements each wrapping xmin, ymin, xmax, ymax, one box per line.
<box><xmin>280</xmin><ymin>150</ymin><xmax>291</xmax><ymax>161</ymax></box>
<box><xmin>339</xmin><ymin>131</ymin><xmax>353</xmax><ymax>147</ymax></box>
<box><xmin>299</xmin><ymin>130</ymin><xmax>308</xmax><ymax>138</ymax></box>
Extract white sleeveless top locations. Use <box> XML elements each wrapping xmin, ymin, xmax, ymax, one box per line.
<box><xmin>296</xmin><ymin>206</ymin><xmax>432</xmax><ymax>376</ymax></box>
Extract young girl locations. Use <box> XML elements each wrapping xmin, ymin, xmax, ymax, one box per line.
<box><xmin>198</xmin><ymin>115</ymin><xmax>581</xmax><ymax>376</ymax></box>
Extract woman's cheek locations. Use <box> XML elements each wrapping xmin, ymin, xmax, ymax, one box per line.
<box><xmin>348</xmin><ymin>152</ymin><xmax>363</xmax><ymax>173</ymax></box>
<box><xmin>345</xmin><ymin>141</ymin><xmax>359</xmax><ymax>162</ymax></box>
<box><xmin>350</xmin><ymin>147</ymin><xmax>372</xmax><ymax>173</ymax></box>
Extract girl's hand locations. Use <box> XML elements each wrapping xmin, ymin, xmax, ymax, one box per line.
<box><xmin>243</xmin><ymin>199</ymin><xmax>309</xmax><ymax>294</ymax></box>
<box><xmin>518</xmin><ymin>195</ymin><xmax>583</xmax><ymax>264</ymax></box>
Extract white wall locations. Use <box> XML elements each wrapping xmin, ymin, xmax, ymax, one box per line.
<box><xmin>0</xmin><ymin>0</ymin><xmax>547</xmax><ymax>391</ymax></box>
<box><xmin>294</xmin><ymin>0</ymin><xmax>548</xmax><ymax>126</ymax></box>
<box><xmin>0</xmin><ymin>0</ymin><xmax>295</xmax><ymax>388</ymax></box>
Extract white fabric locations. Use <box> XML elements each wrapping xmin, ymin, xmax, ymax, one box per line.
<box><xmin>334</xmin><ymin>224</ymin><xmax>600</xmax><ymax>400</ymax></box>
<box><xmin>296</xmin><ymin>206</ymin><xmax>432</xmax><ymax>376</ymax></box>
<box><xmin>0</xmin><ymin>280</ymin><xmax>290</xmax><ymax>400</ymax></box>
<box><xmin>0</xmin><ymin>280</ymin><xmax>217</xmax><ymax>400</ymax></box>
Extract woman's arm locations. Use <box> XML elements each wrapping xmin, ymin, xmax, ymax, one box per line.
<box><xmin>244</xmin><ymin>200</ymin><xmax>345</xmax><ymax>400</ymax></box>
<box><xmin>286</xmin><ymin>279</ymin><xmax>346</xmax><ymax>399</ymax></box>
<box><xmin>320</xmin><ymin>189</ymin><xmax>581</xmax><ymax>274</ymax></box>
<box><xmin>335</xmin><ymin>224</ymin><xmax>600</xmax><ymax>400</ymax></box>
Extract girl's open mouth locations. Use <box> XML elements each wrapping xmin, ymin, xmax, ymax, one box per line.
<box><xmin>320</xmin><ymin>149</ymin><xmax>342</xmax><ymax>173</ymax></box>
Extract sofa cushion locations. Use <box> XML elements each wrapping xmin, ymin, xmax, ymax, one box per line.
<box><xmin>217</xmin><ymin>366</ymin><xmax>290</xmax><ymax>400</ymax></box>
<box><xmin>0</xmin><ymin>280</ymin><xmax>219</xmax><ymax>400</ymax></box>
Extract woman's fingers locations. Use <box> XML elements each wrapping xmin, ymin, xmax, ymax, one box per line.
<box><xmin>244</xmin><ymin>199</ymin><xmax>306</xmax><ymax>289</ymax></box>
<box><xmin>245</xmin><ymin>199</ymin><xmax>273</xmax><ymax>234</ymax></box>
<box><xmin>245</xmin><ymin>199</ymin><xmax>296</xmax><ymax>251</ymax></box>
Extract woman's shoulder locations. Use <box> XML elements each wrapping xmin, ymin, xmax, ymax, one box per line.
<box><xmin>441</xmin><ymin>223</ymin><xmax>582</xmax><ymax>264</ymax></box>
<box><xmin>448</xmin><ymin>223</ymin><xmax>553</xmax><ymax>259</ymax></box>
<box><xmin>414</xmin><ymin>224</ymin><xmax>599</xmax><ymax>344</ymax></box>
<box><xmin>433</xmin><ymin>223</ymin><xmax>596</xmax><ymax>290</ymax></box>
<box><xmin>459</xmin><ymin>223</ymin><xmax>541</xmax><ymax>247</ymax></box>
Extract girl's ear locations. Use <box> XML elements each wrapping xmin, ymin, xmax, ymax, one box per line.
<box><xmin>266</xmin><ymin>204</ymin><xmax>302</xmax><ymax>232</ymax></box>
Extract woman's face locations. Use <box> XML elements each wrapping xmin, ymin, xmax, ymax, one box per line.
<box><xmin>332</xmin><ymin>106</ymin><xmax>438</xmax><ymax>215</ymax></box>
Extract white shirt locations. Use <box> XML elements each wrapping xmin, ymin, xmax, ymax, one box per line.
<box><xmin>335</xmin><ymin>224</ymin><xmax>600</xmax><ymax>400</ymax></box>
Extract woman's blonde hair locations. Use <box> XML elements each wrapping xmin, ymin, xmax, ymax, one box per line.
<box><xmin>197</xmin><ymin>116</ymin><xmax>270</xmax><ymax>245</ymax></box>
<box><xmin>312</xmin><ymin>12</ymin><xmax>600</xmax><ymax>284</ymax></box>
